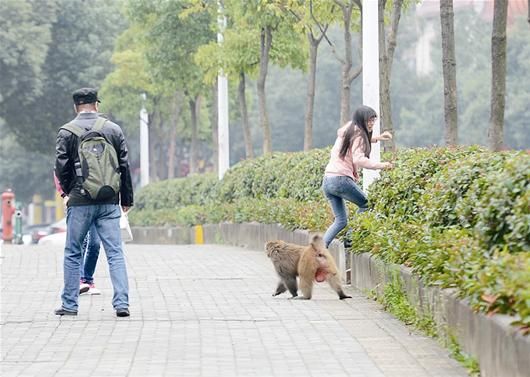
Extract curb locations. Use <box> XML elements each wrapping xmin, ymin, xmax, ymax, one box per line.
<box><xmin>131</xmin><ymin>222</ymin><xmax>530</xmax><ymax>377</ymax></box>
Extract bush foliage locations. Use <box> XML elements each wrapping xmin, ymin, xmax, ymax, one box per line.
<box><xmin>130</xmin><ymin>146</ymin><xmax>530</xmax><ymax>331</ymax></box>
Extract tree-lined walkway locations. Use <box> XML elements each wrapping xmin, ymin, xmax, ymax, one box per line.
<box><xmin>1</xmin><ymin>244</ymin><xmax>467</xmax><ymax>377</ymax></box>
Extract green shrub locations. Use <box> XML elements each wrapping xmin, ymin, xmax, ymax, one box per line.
<box><xmin>134</xmin><ymin>173</ymin><xmax>218</xmax><ymax>210</ymax></box>
<box><xmin>277</xmin><ymin>148</ymin><xmax>330</xmax><ymax>202</ymax></box>
<box><xmin>370</xmin><ymin>147</ymin><xmax>481</xmax><ymax>221</ymax></box>
<box><xmin>474</xmin><ymin>153</ymin><xmax>530</xmax><ymax>252</ymax></box>
<box><xmin>130</xmin><ymin>146</ymin><xmax>530</xmax><ymax>329</ymax></box>
<box><xmin>418</xmin><ymin>150</ymin><xmax>508</xmax><ymax>228</ymax></box>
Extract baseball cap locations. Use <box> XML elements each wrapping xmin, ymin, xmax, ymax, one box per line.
<box><xmin>72</xmin><ymin>88</ymin><xmax>101</xmax><ymax>105</ymax></box>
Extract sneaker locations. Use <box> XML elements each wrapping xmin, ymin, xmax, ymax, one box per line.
<box><xmin>79</xmin><ymin>282</ymin><xmax>90</xmax><ymax>294</ymax></box>
<box><xmin>55</xmin><ymin>307</ymin><xmax>78</xmax><ymax>316</ymax></box>
<box><xmin>116</xmin><ymin>308</ymin><xmax>130</xmax><ymax>317</ymax></box>
<box><xmin>87</xmin><ymin>283</ymin><xmax>101</xmax><ymax>295</ymax></box>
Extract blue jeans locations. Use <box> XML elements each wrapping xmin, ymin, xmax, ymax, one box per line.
<box><xmin>80</xmin><ymin>226</ymin><xmax>101</xmax><ymax>284</ymax></box>
<box><xmin>61</xmin><ymin>204</ymin><xmax>128</xmax><ymax>311</ymax></box>
<box><xmin>322</xmin><ymin>176</ymin><xmax>368</xmax><ymax>247</ymax></box>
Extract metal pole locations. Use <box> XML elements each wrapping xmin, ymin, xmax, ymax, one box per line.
<box><xmin>140</xmin><ymin>93</ymin><xmax>150</xmax><ymax>187</ymax></box>
<box><xmin>362</xmin><ymin>0</ymin><xmax>381</xmax><ymax>192</ymax></box>
<box><xmin>218</xmin><ymin>1</ymin><xmax>229</xmax><ymax>180</ymax></box>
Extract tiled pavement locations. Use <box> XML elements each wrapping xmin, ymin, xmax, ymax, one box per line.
<box><xmin>0</xmin><ymin>243</ymin><xmax>468</xmax><ymax>377</ymax></box>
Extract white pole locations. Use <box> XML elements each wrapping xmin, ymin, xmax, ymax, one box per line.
<box><xmin>362</xmin><ymin>0</ymin><xmax>381</xmax><ymax>192</ymax></box>
<box><xmin>140</xmin><ymin>93</ymin><xmax>150</xmax><ymax>187</ymax></box>
<box><xmin>218</xmin><ymin>1</ymin><xmax>229</xmax><ymax>180</ymax></box>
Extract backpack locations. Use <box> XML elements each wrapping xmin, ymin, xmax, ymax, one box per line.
<box><xmin>61</xmin><ymin>117</ymin><xmax>121</xmax><ymax>200</ymax></box>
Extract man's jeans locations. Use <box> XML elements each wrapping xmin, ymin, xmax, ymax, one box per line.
<box><xmin>61</xmin><ymin>204</ymin><xmax>128</xmax><ymax>311</ymax></box>
<box><xmin>80</xmin><ymin>226</ymin><xmax>101</xmax><ymax>284</ymax></box>
<box><xmin>322</xmin><ymin>176</ymin><xmax>368</xmax><ymax>247</ymax></box>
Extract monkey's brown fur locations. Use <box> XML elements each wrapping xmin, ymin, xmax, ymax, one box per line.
<box><xmin>265</xmin><ymin>234</ymin><xmax>352</xmax><ymax>300</ymax></box>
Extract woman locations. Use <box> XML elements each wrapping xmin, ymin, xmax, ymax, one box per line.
<box><xmin>322</xmin><ymin>105</ymin><xmax>393</xmax><ymax>247</ymax></box>
<box><xmin>54</xmin><ymin>173</ymin><xmax>101</xmax><ymax>295</ymax></box>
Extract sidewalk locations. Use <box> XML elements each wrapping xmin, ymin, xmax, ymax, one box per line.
<box><xmin>1</xmin><ymin>243</ymin><xmax>467</xmax><ymax>377</ymax></box>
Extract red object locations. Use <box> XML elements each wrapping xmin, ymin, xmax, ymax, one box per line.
<box><xmin>2</xmin><ymin>189</ymin><xmax>16</xmax><ymax>242</ymax></box>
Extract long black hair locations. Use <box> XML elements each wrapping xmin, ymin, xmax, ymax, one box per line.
<box><xmin>339</xmin><ymin>105</ymin><xmax>377</xmax><ymax>159</ymax></box>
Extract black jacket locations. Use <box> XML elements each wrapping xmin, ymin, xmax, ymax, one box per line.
<box><xmin>55</xmin><ymin>112</ymin><xmax>134</xmax><ymax>207</ymax></box>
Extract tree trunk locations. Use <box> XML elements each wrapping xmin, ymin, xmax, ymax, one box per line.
<box><xmin>258</xmin><ymin>26</ymin><xmax>272</xmax><ymax>154</ymax></box>
<box><xmin>488</xmin><ymin>0</ymin><xmax>508</xmax><ymax>151</ymax></box>
<box><xmin>167</xmin><ymin>92</ymin><xmax>183</xmax><ymax>179</ymax></box>
<box><xmin>440</xmin><ymin>0</ymin><xmax>458</xmax><ymax>146</ymax></box>
<box><xmin>340</xmin><ymin>4</ymin><xmax>353</xmax><ymax>126</ymax></box>
<box><xmin>189</xmin><ymin>96</ymin><xmax>200</xmax><ymax>174</ymax></box>
<box><xmin>238</xmin><ymin>71</ymin><xmax>254</xmax><ymax>158</ymax></box>
<box><xmin>378</xmin><ymin>0</ymin><xmax>402</xmax><ymax>152</ymax></box>
<box><xmin>210</xmin><ymin>81</ymin><xmax>218</xmax><ymax>174</ymax></box>
<box><xmin>304</xmin><ymin>35</ymin><xmax>318</xmax><ymax>151</ymax></box>
<box><xmin>150</xmin><ymin>109</ymin><xmax>162</xmax><ymax>182</ymax></box>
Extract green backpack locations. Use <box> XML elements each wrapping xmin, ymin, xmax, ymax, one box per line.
<box><xmin>61</xmin><ymin>117</ymin><xmax>121</xmax><ymax>200</ymax></box>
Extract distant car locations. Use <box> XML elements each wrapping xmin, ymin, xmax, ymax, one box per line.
<box><xmin>49</xmin><ymin>218</ymin><xmax>67</xmax><ymax>233</ymax></box>
<box><xmin>30</xmin><ymin>223</ymin><xmax>52</xmax><ymax>244</ymax></box>
<box><xmin>39</xmin><ymin>232</ymin><xmax>67</xmax><ymax>246</ymax></box>
<box><xmin>31</xmin><ymin>218</ymin><xmax>67</xmax><ymax>244</ymax></box>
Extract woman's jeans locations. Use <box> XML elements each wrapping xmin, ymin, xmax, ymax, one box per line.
<box><xmin>322</xmin><ymin>176</ymin><xmax>368</xmax><ymax>247</ymax></box>
<box><xmin>80</xmin><ymin>226</ymin><xmax>101</xmax><ymax>284</ymax></box>
<box><xmin>61</xmin><ymin>204</ymin><xmax>128</xmax><ymax>311</ymax></box>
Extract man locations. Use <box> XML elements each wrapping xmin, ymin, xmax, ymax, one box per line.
<box><xmin>55</xmin><ymin>87</ymin><xmax>133</xmax><ymax>317</ymax></box>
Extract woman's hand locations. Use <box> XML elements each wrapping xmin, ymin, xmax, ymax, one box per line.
<box><xmin>378</xmin><ymin>131</ymin><xmax>393</xmax><ymax>141</ymax></box>
<box><xmin>381</xmin><ymin>161</ymin><xmax>394</xmax><ymax>170</ymax></box>
<box><xmin>372</xmin><ymin>131</ymin><xmax>392</xmax><ymax>143</ymax></box>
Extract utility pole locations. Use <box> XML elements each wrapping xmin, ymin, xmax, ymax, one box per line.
<box><xmin>218</xmin><ymin>1</ymin><xmax>229</xmax><ymax>179</ymax></box>
<box><xmin>362</xmin><ymin>0</ymin><xmax>381</xmax><ymax>192</ymax></box>
<box><xmin>140</xmin><ymin>93</ymin><xmax>150</xmax><ymax>187</ymax></box>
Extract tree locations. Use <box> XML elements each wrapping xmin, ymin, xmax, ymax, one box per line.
<box><xmin>378</xmin><ymin>0</ymin><xmax>404</xmax><ymax>151</ymax></box>
<box><xmin>277</xmin><ymin>0</ymin><xmax>335</xmax><ymax>151</ymax></box>
<box><xmin>128</xmin><ymin>0</ymin><xmax>215</xmax><ymax>174</ymax></box>
<box><xmin>0</xmin><ymin>0</ymin><xmax>124</xmax><ymax>201</ymax></box>
<box><xmin>329</xmin><ymin>0</ymin><xmax>362</xmax><ymax>126</ymax></box>
<box><xmin>488</xmin><ymin>0</ymin><xmax>508</xmax><ymax>151</ymax></box>
<box><xmin>0</xmin><ymin>0</ymin><xmax>56</xmax><ymax>150</ymax></box>
<box><xmin>440</xmin><ymin>0</ymin><xmax>458</xmax><ymax>146</ymax></box>
<box><xmin>0</xmin><ymin>132</ymin><xmax>53</xmax><ymax>202</ymax></box>
<box><xmin>195</xmin><ymin>26</ymin><xmax>259</xmax><ymax>159</ymax></box>
<box><xmin>226</xmin><ymin>1</ymin><xmax>304</xmax><ymax>154</ymax></box>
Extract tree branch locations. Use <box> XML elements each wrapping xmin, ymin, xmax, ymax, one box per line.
<box><xmin>348</xmin><ymin>64</ymin><xmax>362</xmax><ymax>83</ymax></box>
<box><xmin>386</xmin><ymin>0</ymin><xmax>403</xmax><ymax>71</ymax></box>
<box><xmin>309</xmin><ymin>0</ymin><xmax>332</xmax><ymax>45</ymax></box>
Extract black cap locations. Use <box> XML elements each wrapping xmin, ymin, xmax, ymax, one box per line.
<box><xmin>72</xmin><ymin>88</ymin><xmax>100</xmax><ymax>105</ymax></box>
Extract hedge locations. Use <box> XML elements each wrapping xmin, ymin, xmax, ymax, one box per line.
<box><xmin>130</xmin><ymin>146</ymin><xmax>530</xmax><ymax>331</ymax></box>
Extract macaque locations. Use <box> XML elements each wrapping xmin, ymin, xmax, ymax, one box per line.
<box><xmin>265</xmin><ymin>234</ymin><xmax>352</xmax><ymax>300</ymax></box>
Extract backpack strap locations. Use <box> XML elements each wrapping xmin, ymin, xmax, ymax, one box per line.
<box><xmin>60</xmin><ymin>122</ymin><xmax>85</xmax><ymax>137</ymax></box>
<box><xmin>92</xmin><ymin>117</ymin><xmax>107</xmax><ymax>132</ymax></box>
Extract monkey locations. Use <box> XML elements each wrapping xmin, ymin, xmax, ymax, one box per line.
<box><xmin>265</xmin><ymin>234</ymin><xmax>352</xmax><ymax>300</ymax></box>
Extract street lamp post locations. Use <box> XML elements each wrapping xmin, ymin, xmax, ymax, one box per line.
<box><xmin>218</xmin><ymin>1</ymin><xmax>229</xmax><ymax>180</ymax></box>
<box><xmin>140</xmin><ymin>93</ymin><xmax>150</xmax><ymax>187</ymax></box>
<box><xmin>362</xmin><ymin>0</ymin><xmax>381</xmax><ymax>192</ymax></box>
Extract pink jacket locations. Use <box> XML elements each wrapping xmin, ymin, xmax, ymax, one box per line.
<box><xmin>54</xmin><ymin>173</ymin><xmax>65</xmax><ymax>196</ymax></box>
<box><xmin>324</xmin><ymin>122</ymin><xmax>386</xmax><ymax>181</ymax></box>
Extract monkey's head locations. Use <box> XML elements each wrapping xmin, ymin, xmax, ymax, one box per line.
<box><xmin>309</xmin><ymin>234</ymin><xmax>326</xmax><ymax>253</ymax></box>
<box><xmin>265</xmin><ymin>240</ymin><xmax>287</xmax><ymax>258</ymax></box>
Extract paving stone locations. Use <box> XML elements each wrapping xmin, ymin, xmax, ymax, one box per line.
<box><xmin>1</xmin><ymin>243</ymin><xmax>468</xmax><ymax>376</ymax></box>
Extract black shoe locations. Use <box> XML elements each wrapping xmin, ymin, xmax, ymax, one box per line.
<box><xmin>79</xmin><ymin>282</ymin><xmax>90</xmax><ymax>294</ymax></box>
<box><xmin>116</xmin><ymin>308</ymin><xmax>130</xmax><ymax>317</ymax></box>
<box><xmin>343</xmin><ymin>230</ymin><xmax>353</xmax><ymax>249</ymax></box>
<box><xmin>55</xmin><ymin>307</ymin><xmax>78</xmax><ymax>316</ymax></box>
